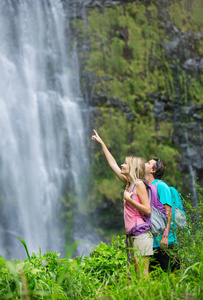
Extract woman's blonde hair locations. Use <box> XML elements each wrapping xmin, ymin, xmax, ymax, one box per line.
<box><xmin>125</xmin><ymin>156</ymin><xmax>146</xmax><ymax>182</ymax></box>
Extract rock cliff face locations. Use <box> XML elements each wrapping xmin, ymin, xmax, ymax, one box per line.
<box><xmin>151</xmin><ymin>0</ymin><xmax>203</xmax><ymax>206</ymax></box>
<box><xmin>68</xmin><ymin>0</ymin><xmax>202</xmax><ymax>220</ymax></box>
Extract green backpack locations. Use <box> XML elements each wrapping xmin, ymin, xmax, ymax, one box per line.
<box><xmin>169</xmin><ymin>186</ymin><xmax>187</xmax><ymax>229</ymax></box>
<box><xmin>156</xmin><ymin>181</ymin><xmax>187</xmax><ymax>229</ymax></box>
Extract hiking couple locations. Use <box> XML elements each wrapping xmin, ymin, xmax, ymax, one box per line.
<box><xmin>92</xmin><ymin>129</ymin><xmax>178</xmax><ymax>276</ymax></box>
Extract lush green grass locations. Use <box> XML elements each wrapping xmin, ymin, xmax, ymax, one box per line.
<box><xmin>1</xmin><ymin>185</ymin><xmax>202</xmax><ymax>299</ymax></box>
<box><xmin>0</xmin><ymin>234</ymin><xmax>202</xmax><ymax>299</ymax></box>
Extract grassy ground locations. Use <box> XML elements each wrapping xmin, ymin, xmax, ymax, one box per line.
<box><xmin>0</xmin><ymin>186</ymin><xmax>202</xmax><ymax>299</ymax></box>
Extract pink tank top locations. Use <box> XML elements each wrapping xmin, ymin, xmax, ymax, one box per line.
<box><xmin>124</xmin><ymin>186</ymin><xmax>144</xmax><ymax>233</ymax></box>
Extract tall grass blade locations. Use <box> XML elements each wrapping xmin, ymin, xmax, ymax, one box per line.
<box><xmin>17</xmin><ymin>237</ymin><xmax>31</xmax><ymax>260</ymax></box>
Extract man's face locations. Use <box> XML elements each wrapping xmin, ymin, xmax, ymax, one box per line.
<box><xmin>145</xmin><ymin>159</ymin><xmax>157</xmax><ymax>175</ymax></box>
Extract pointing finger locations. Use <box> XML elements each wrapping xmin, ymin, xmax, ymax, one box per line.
<box><xmin>93</xmin><ymin>129</ymin><xmax>98</xmax><ymax>136</ymax></box>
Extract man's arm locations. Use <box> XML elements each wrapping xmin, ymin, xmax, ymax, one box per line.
<box><xmin>156</xmin><ymin>181</ymin><xmax>173</xmax><ymax>248</ymax></box>
<box><xmin>160</xmin><ymin>204</ymin><xmax>172</xmax><ymax>248</ymax></box>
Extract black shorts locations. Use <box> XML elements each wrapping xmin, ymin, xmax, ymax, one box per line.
<box><xmin>150</xmin><ymin>245</ymin><xmax>180</xmax><ymax>272</ymax></box>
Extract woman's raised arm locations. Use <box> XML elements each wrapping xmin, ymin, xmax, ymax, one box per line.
<box><xmin>91</xmin><ymin>129</ymin><xmax>127</xmax><ymax>184</ymax></box>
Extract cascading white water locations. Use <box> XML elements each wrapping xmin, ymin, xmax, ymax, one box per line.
<box><xmin>0</xmin><ymin>0</ymin><xmax>90</xmax><ymax>259</ymax></box>
<box><xmin>184</xmin><ymin>130</ymin><xmax>198</xmax><ymax>207</ymax></box>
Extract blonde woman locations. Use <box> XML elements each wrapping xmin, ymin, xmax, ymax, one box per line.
<box><xmin>92</xmin><ymin>130</ymin><xmax>153</xmax><ymax>276</ymax></box>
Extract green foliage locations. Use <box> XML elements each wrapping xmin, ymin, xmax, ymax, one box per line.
<box><xmin>17</xmin><ymin>237</ymin><xmax>31</xmax><ymax>261</ymax></box>
<box><xmin>79</xmin><ymin>0</ymin><xmax>203</xmax><ymax>217</ymax></box>
<box><xmin>1</xmin><ymin>183</ymin><xmax>203</xmax><ymax>298</ymax></box>
<box><xmin>83</xmin><ymin>236</ymin><xmax>127</xmax><ymax>283</ymax></box>
<box><xmin>0</xmin><ymin>250</ymin><xmax>65</xmax><ymax>299</ymax></box>
<box><xmin>0</xmin><ymin>217</ymin><xmax>202</xmax><ymax>299</ymax></box>
<box><xmin>1</xmin><ymin>185</ymin><xmax>202</xmax><ymax>299</ymax></box>
<box><xmin>85</xmin><ymin>5</ymin><xmax>203</xmax><ymax>249</ymax></box>
<box><xmin>169</xmin><ymin>0</ymin><xmax>203</xmax><ymax>32</ymax></box>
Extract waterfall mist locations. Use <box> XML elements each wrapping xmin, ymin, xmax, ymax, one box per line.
<box><xmin>0</xmin><ymin>0</ymin><xmax>90</xmax><ymax>259</ymax></box>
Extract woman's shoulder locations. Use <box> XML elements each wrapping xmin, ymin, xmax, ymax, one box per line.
<box><xmin>135</xmin><ymin>180</ymin><xmax>145</xmax><ymax>189</ymax></box>
<box><xmin>136</xmin><ymin>179</ymin><xmax>144</xmax><ymax>185</ymax></box>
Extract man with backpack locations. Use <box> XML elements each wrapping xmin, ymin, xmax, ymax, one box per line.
<box><xmin>145</xmin><ymin>158</ymin><xmax>179</xmax><ymax>272</ymax></box>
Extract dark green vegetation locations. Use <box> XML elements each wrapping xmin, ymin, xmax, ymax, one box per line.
<box><xmin>1</xmin><ymin>184</ymin><xmax>202</xmax><ymax>299</ymax></box>
<box><xmin>71</xmin><ymin>0</ymin><xmax>203</xmax><ymax>238</ymax></box>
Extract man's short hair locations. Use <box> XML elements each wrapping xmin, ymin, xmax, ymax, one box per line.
<box><xmin>152</xmin><ymin>158</ymin><xmax>166</xmax><ymax>179</ymax></box>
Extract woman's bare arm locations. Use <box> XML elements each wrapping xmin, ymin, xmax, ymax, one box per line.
<box><xmin>91</xmin><ymin>129</ymin><xmax>127</xmax><ymax>184</ymax></box>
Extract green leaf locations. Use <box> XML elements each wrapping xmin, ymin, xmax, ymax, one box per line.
<box><xmin>17</xmin><ymin>237</ymin><xmax>31</xmax><ymax>261</ymax></box>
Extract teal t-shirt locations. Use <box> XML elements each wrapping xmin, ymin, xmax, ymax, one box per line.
<box><xmin>152</xmin><ymin>179</ymin><xmax>177</xmax><ymax>248</ymax></box>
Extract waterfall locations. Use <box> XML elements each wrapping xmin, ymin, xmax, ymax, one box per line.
<box><xmin>0</xmin><ymin>0</ymin><xmax>90</xmax><ymax>259</ymax></box>
<box><xmin>184</xmin><ymin>130</ymin><xmax>198</xmax><ymax>207</ymax></box>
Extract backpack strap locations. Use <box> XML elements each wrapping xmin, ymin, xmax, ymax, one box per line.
<box><xmin>129</xmin><ymin>179</ymin><xmax>141</xmax><ymax>193</ymax></box>
<box><xmin>129</xmin><ymin>180</ymin><xmax>152</xmax><ymax>207</ymax></box>
<box><xmin>129</xmin><ymin>179</ymin><xmax>151</xmax><ymax>227</ymax></box>
<box><xmin>154</xmin><ymin>180</ymin><xmax>162</xmax><ymax>187</ymax></box>
<box><xmin>133</xmin><ymin>180</ymin><xmax>152</xmax><ymax>228</ymax></box>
